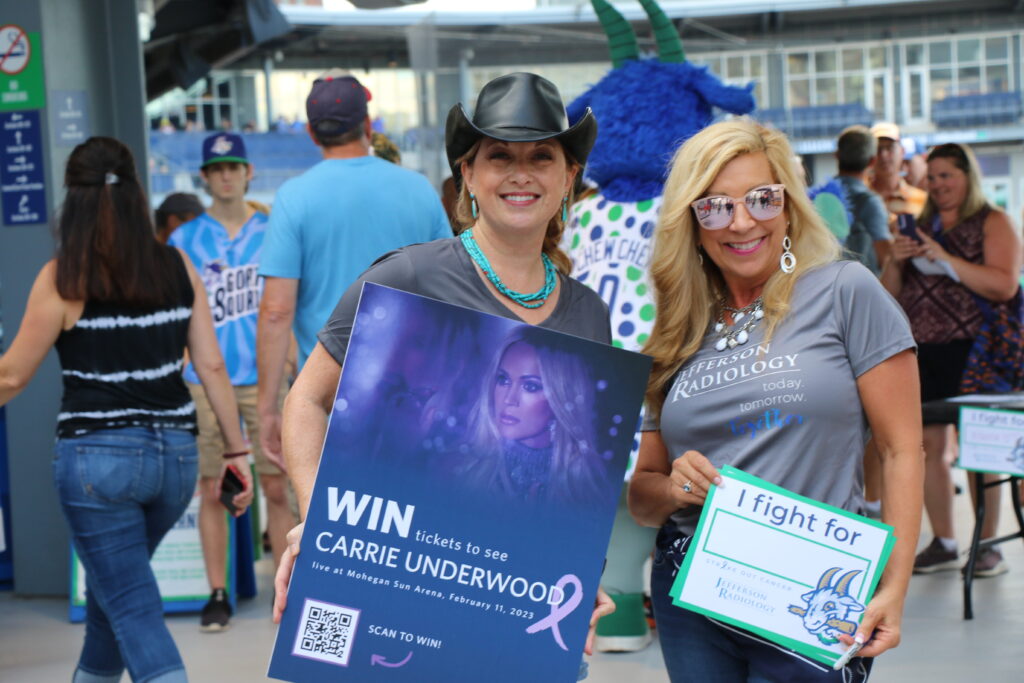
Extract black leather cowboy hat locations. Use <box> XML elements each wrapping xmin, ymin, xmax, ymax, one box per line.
<box><xmin>445</xmin><ymin>72</ymin><xmax>597</xmax><ymax>177</ymax></box>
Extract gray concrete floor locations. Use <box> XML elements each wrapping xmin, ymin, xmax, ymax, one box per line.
<box><xmin>1</xmin><ymin>469</ymin><xmax>1021</xmax><ymax>682</ymax></box>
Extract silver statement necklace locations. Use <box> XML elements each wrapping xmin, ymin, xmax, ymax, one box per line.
<box><xmin>713</xmin><ymin>297</ymin><xmax>764</xmax><ymax>352</ymax></box>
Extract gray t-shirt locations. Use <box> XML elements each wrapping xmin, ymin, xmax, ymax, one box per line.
<box><xmin>836</xmin><ymin>174</ymin><xmax>889</xmax><ymax>275</ymax></box>
<box><xmin>318</xmin><ymin>237</ymin><xmax>612</xmax><ymax>364</ymax></box>
<box><xmin>645</xmin><ymin>261</ymin><xmax>914</xmax><ymax>536</ymax></box>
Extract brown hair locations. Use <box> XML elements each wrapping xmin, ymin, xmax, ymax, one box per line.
<box><xmin>919</xmin><ymin>143</ymin><xmax>989</xmax><ymax>229</ymax></box>
<box><xmin>311</xmin><ymin>121</ymin><xmax>365</xmax><ymax>148</ymax></box>
<box><xmin>451</xmin><ymin>139</ymin><xmax>579</xmax><ymax>275</ymax></box>
<box><xmin>56</xmin><ymin>137</ymin><xmax>182</xmax><ymax>306</ymax></box>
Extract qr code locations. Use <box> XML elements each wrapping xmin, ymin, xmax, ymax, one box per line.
<box><xmin>292</xmin><ymin>598</ymin><xmax>361</xmax><ymax>666</ymax></box>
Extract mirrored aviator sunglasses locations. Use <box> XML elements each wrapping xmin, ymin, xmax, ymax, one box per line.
<box><xmin>691</xmin><ymin>184</ymin><xmax>786</xmax><ymax>230</ymax></box>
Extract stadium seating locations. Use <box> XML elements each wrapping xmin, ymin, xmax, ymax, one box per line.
<box><xmin>931</xmin><ymin>92</ymin><xmax>1022</xmax><ymax>129</ymax></box>
<box><xmin>149</xmin><ymin>132</ymin><xmax>322</xmax><ymax>195</ymax></box>
<box><xmin>753</xmin><ymin>104</ymin><xmax>873</xmax><ymax>140</ymax></box>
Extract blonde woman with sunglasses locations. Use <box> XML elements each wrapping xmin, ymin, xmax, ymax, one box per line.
<box><xmin>628</xmin><ymin>119</ymin><xmax>924</xmax><ymax>682</ymax></box>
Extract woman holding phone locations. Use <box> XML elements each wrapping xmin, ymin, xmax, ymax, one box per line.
<box><xmin>881</xmin><ymin>142</ymin><xmax>1022</xmax><ymax>577</ymax></box>
<box><xmin>0</xmin><ymin>137</ymin><xmax>251</xmax><ymax>682</ymax></box>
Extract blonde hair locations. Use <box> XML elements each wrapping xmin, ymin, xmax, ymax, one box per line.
<box><xmin>642</xmin><ymin>118</ymin><xmax>840</xmax><ymax>415</ymax></box>
<box><xmin>461</xmin><ymin>325</ymin><xmax>608</xmax><ymax>504</ymax></box>
<box><xmin>919</xmin><ymin>143</ymin><xmax>990</xmax><ymax>229</ymax></box>
<box><xmin>452</xmin><ymin>140</ymin><xmax>579</xmax><ymax>275</ymax></box>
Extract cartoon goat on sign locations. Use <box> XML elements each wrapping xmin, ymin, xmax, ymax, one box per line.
<box><xmin>788</xmin><ymin>567</ymin><xmax>865</xmax><ymax>645</ymax></box>
<box><xmin>1007</xmin><ymin>436</ymin><xmax>1024</xmax><ymax>472</ymax></box>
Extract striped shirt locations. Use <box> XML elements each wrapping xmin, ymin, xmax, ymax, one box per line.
<box><xmin>54</xmin><ymin>254</ymin><xmax>196</xmax><ymax>437</ymax></box>
<box><xmin>167</xmin><ymin>211</ymin><xmax>268</xmax><ymax>385</ymax></box>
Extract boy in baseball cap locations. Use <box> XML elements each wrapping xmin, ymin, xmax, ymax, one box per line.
<box><xmin>168</xmin><ymin>132</ymin><xmax>296</xmax><ymax>632</ymax></box>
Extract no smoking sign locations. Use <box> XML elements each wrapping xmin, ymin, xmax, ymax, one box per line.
<box><xmin>0</xmin><ymin>25</ymin><xmax>44</xmax><ymax>112</ymax></box>
<box><xmin>0</xmin><ymin>25</ymin><xmax>29</xmax><ymax>76</ymax></box>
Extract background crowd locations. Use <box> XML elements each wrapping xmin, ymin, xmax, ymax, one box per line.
<box><xmin>1</xmin><ymin>38</ymin><xmax>1022</xmax><ymax>682</ymax></box>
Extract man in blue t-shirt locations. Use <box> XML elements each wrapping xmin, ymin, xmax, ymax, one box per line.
<box><xmin>257</xmin><ymin>72</ymin><xmax>451</xmax><ymax>470</ymax></box>
<box><xmin>168</xmin><ymin>133</ymin><xmax>296</xmax><ymax>632</ymax></box>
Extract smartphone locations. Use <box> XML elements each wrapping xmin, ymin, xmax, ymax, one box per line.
<box><xmin>897</xmin><ymin>214</ymin><xmax>921</xmax><ymax>243</ymax></box>
<box><xmin>219</xmin><ymin>464</ymin><xmax>246</xmax><ymax>515</ymax></box>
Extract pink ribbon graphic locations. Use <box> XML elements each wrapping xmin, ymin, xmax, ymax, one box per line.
<box><xmin>525</xmin><ymin>574</ymin><xmax>583</xmax><ymax>651</ymax></box>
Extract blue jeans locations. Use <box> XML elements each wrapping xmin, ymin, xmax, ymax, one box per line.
<box><xmin>650</xmin><ymin>526</ymin><xmax>872</xmax><ymax>683</ymax></box>
<box><xmin>54</xmin><ymin>427</ymin><xmax>198</xmax><ymax>683</ymax></box>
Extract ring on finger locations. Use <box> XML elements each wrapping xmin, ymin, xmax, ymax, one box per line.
<box><xmin>682</xmin><ymin>481</ymin><xmax>693</xmax><ymax>494</ymax></box>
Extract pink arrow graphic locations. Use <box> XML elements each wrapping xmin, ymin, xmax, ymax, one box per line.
<box><xmin>370</xmin><ymin>651</ymin><xmax>413</xmax><ymax>668</ymax></box>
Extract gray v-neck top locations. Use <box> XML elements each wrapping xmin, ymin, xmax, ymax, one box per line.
<box><xmin>645</xmin><ymin>261</ymin><xmax>915</xmax><ymax>536</ymax></box>
<box><xmin>318</xmin><ymin>237</ymin><xmax>612</xmax><ymax>365</ymax></box>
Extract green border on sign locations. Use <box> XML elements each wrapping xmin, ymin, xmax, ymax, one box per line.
<box><xmin>669</xmin><ymin>465</ymin><xmax>896</xmax><ymax>666</ymax></box>
<box><xmin>956</xmin><ymin>405</ymin><xmax>1024</xmax><ymax>477</ymax></box>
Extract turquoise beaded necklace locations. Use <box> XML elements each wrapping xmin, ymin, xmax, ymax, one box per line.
<box><xmin>459</xmin><ymin>229</ymin><xmax>557</xmax><ymax>309</ymax></box>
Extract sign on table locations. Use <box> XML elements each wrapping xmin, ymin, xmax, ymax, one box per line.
<box><xmin>958</xmin><ymin>406</ymin><xmax>1024</xmax><ymax>477</ymax></box>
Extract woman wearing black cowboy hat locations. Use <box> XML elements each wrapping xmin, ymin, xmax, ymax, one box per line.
<box><xmin>272</xmin><ymin>72</ymin><xmax>615</xmax><ymax>659</ymax></box>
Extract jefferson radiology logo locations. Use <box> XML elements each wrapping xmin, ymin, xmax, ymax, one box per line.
<box><xmin>669</xmin><ymin>343</ymin><xmax>800</xmax><ymax>401</ymax></box>
<box><xmin>202</xmin><ymin>260</ymin><xmax>262</xmax><ymax>326</ymax></box>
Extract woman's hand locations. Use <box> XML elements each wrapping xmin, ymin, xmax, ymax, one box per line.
<box><xmin>219</xmin><ymin>455</ymin><xmax>254</xmax><ymax>517</ymax></box>
<box><xmin>669</xmin><ymin>450</ymin><xmax>722</xmax><ymax>506</ymax></box>
<box><xmin>915</xmin><ymin>228</ymin><xmax>952</xmax><ymax>263</ymax></box>
<box><xmin>889</xmin><ymin>235</ymin><xmax>922</xmax><ymax>265</ymax></box>
<box><xmin>583</xmin><ymin>587</ymin><xmax>615</xmax><ymax>656</ymax></box>
<box><xmin>837</xmin><ymin>586</ymin><xmax>904</xmax><ymax>658</ymax></box>
<box><xmin>273</xmin><ymin>522</ymin><xmax>305</xmax><ymax>623</ymax></box>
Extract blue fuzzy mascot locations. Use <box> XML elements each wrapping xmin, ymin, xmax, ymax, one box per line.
<box><xmin>560</xmin><ymin>0</ymin><xmax>755</xmax><ymax>652</ymax></box>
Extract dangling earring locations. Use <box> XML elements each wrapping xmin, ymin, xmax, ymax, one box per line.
<box><xmin>561</xmin><ymin>195</ymin><xmax>569</xmax><ymax>223</ymax></box>
<box><xmin>780</xmin><ymin>235</ymin><xmax>796</xmax><ymax>274</ymax></box>
<box><xmin>697</xmin><ymin>247</ymin><xmax>704</xmax><ymax>266</ymax></box>
<box><xmin>469</xmin><ymin>192</ymin><xmax>478</xmax><ymax>220</ymax></box>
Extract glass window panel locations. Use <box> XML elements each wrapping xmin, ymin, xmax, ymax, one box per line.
<box><xmin>987</xmin><ymin>64</ymin><xmax>1009</xmax><ymax>93</ymax></box>
<box><xmin>977</xmin><ymin>155</ymin><xmax>1010</xmax><ymax>176</ymax></box>
<box><xmin>872</xmin><ymin>75</ymin><xmax>886</xmax><ymax>119</ymax></box>
<box><xmin>815</xmin><ymin>76</ymin><xmax>838</xmax><ymax>105</ymax></box>
<box><xmin>930</xmin><ymin>41</ymin><xmax>951</xmax><ymax>65</ymax></box>
<box><xmin>843</xmin><ymin>75</ymin><xmax>866</xmax><ymax>103</ymax></box>
<box><xmin>930</xmin><ymin>68</ymin><xmax>953</xmax><ymax>101</ymax></box>
<box><xmin>905</xmin><ymin>44</ymin><xmax>924</xmax><ymax>67</ymax></box>
<box><xmin>957</xmin><ymin>38</ymin><xmax>981</xmax><ymax>63</ymax></box>
<box><xmin>788</xmin><ymin>53</ymin><xmax>809</xmax><ymax>75</ymax></box>
<box><xmin>842</xmin><ymin>48</ymin><xmax>863</xmax><ymax>71</ymax></box>
<box><xmin>727</xmin><ymin>56</ymin><xmax>744</xmax><ymax>79</ymax></box>
<box><xmin>985</xmin><ymin>37</ymin><xmax>1008</xmax><ymax>61</ymax></box>
<box><xmin>909</xmin><ymin>73</ymin><xmax>924</xmax><ymax>118</ymax></box>
<box><xmin>868</xmin><ymin>46</ymin><xmax>886</xmax><ymax>69</ymax></box>
<box><xmin>789</xmin><ymin>79</ymin><xmax>810</xmax><ymax>107</ymax></box>
<box><xmin>750</xmin><ymin>55</ymin><xmax>763</xmax><ymax>77</ymax></box>
<box><xmin>957</xmin><ymin>66</ymin><xmax>982</xmax><ymax>95</ymax></box>
<box><xmin>815</xmin><ymin>51</ymin><xmax>837</xmax><ymax>73</ymax></box>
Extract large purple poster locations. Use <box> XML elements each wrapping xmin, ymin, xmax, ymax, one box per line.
<box><xmin>269</xmin><ymin>283</ymin><xmax>651</xmax><ymax>682</ymax></box>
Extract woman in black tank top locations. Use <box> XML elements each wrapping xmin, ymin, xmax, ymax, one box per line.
<box><xmin>0</xmin><ymin>137</ymin><xmax>252</xmax><ymax>682</ymax></box>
